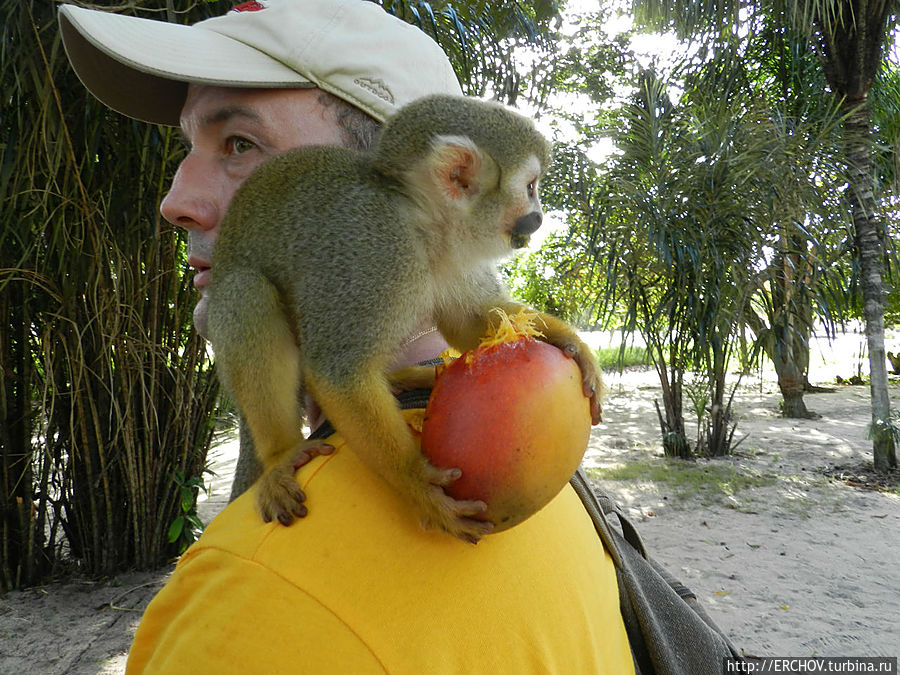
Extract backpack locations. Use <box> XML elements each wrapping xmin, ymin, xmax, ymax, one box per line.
<box><xmin>570</xmin><ymin>467</ymin><xmax>744</xmax><ymax>674</ymax></box>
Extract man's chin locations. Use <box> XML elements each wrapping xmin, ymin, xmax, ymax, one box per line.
<box><xmin>193</xmin><ymin>295</ymin><xmax>209</xmax><ymax>339</ymax></box>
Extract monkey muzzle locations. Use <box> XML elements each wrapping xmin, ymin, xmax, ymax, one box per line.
<box><xmin>509</xmin><ymin>211</ymin><xmax>543</xmax><ymax>249</ymax></box>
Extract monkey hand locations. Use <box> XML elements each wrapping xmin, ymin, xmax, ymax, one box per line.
<box><xmin>256</xmin><ymin>440</ymin><xmax>335</xmax><ymax>526</ymax></box>
<box><xmin>409</xmin><ymin>459</ymin><xmax>495</xmax><ymax>544</ymax></box>
<box><xmin>557</xmin><ymin>341</ymin><xmax>605</xmax><ymax>424</ymax></box>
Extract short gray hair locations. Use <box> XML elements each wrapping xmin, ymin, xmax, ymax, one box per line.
<box><xmin>316</xmin><ymin>90</ymin><xmax>382</xmax><ymax>151</ymax></box>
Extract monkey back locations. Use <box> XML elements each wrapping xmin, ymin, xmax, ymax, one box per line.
<box><xmin>210</xmin><ymin>144</ymin><xmax>433</xmax><ymax>381</ymax></box>
<box><xmin>371</xmin><ymin>95</ymin><xmax>550</xmax><ymax>184</ymax></box>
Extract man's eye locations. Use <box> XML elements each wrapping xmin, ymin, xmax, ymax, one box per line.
<box><xmin>227</xmin><ymin>136</ymin><xmax>255</xmax><ymax>155</ymax></box>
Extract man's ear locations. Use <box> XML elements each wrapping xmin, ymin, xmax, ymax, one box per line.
<box><xmin>428</xmin><ymin>135</ymin><xmax>484</xmax><ymax>200</ymax></box>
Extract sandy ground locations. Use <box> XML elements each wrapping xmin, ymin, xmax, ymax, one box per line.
<box><xmin>1</xmin><ymin>333</ymin><xmax>898</xmax><ymax>672</ymax></box>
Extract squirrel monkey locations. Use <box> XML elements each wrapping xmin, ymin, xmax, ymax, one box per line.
<box><xmin>206</xmin><ymin>94</ymin><xmax>604</xmax><ymax>542</ymax></box>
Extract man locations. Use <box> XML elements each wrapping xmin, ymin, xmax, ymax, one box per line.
<box><xmin>59</xmin><ymin>1</ymin><xmax>635</xmax><ymax>672</ymax></box>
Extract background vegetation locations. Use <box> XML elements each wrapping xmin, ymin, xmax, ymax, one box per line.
<box><xmin>510</xmin><ymin>0</ymin><xmax>900</xmax><ymax>465</ymax></box>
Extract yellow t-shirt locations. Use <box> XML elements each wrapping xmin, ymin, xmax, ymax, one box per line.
<box><xmin>127</xmin><ymin>416</ymin><xmax>634</xmax><ymax>674</ymax></box>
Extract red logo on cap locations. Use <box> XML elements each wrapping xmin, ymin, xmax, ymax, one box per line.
<box><xmin>231</xmin><ymin>1</ymin><xmax>266</xmax><ymax>11</ymax></box>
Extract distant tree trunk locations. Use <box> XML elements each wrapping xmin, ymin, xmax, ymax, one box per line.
<box><xmin>843</xmin><ymin>101</ymin><xmax>898</xmax><ymax>470</ymax></box>
<box><xmin>776</xmin><ymin>359</ymin><xmax>811</xmax><ymax>417</ymax></box>
<box><xmin>705</xmin><ymin>339</ymin><xmax>734</xmax><ymax>456</ymax></box>
<box><xmin>654</xmin><ymin>360</ymin><xmax>691</xmax><ymax>458</ymax></box>
<box><xmin>772</xmin><ymin>224</ymin><xmax>816</xmax><ymax>418</ymax></box>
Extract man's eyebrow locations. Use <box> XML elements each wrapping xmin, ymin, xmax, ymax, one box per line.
<box><xmin>179</xmin><ymin>105</ymin><xmax>264</xmax><ymax>145</ymax></box>
<box><xmin>201</xmin><ymin>105</ymin><xmax>263</xmax><ymax>128</ymax></box>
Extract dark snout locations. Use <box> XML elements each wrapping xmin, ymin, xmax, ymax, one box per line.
<box><xmin>509</xmin><ymin>211</ymin><xmax>543</xmax><ymax>249</ymax></box>
<box><xmin>514</xmin><ymin>211</ymin><xmax>543</xmax><ymax>237</ymax></box>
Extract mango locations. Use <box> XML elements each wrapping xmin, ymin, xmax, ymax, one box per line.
<box><xmin>421</xmin><ymin>329</ymin><xmax>592</xmax><ymax>533</ymax></box>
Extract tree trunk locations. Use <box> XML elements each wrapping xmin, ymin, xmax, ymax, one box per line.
<box><xmin>777</xmin><ymin>361</ymin><xmax>813</xmax><ymax>418</ymax></box>
<box><xmin>654</xmin><ymin>362</ymin><xmax>691</xmax><ymax>458</ymax></box>
<box><xmin>772</xmin><ymin>225</ymin><xmax>816</xmax><ymax>418</ymax></box>
<box><xmin>844</xmin><ymin>101</ymin><xmax>898</xmax><ymax>471</ymax></box>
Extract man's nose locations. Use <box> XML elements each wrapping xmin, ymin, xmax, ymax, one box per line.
<box><xmin>160</xmin><ymin>154</ymin><xmax>221</xmax><ymax>232</ymax></box>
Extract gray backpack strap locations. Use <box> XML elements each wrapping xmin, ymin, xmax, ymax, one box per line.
<box><xmin>570</xmin><ymin>468</ymin><xmax>744</xmax><ymax>675</ymax></box>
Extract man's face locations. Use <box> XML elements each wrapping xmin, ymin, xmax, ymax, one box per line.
<box><xmin>161</xmin><ymin>84</ymin><xmax>346</xmax><ymax>336</ymax></box>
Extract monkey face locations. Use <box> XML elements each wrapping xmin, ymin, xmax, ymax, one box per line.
<box><xmin>503</xmin><ymin>154</ymin><xmax>544</xmax><ymax>250</ymax></box>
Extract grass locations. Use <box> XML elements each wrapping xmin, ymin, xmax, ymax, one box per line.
<box><xmin>595</xmin><ymin>345</ymin><xmax>652</xmax><ymax>370</ymax></box>
<box><xmin>588</xmin><ymin>459</ymin><xmax>777</xmax><ymax>502</ymax></box>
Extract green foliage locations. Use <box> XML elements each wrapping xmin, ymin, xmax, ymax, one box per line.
<box><xmin>167</xmin><ymin>470</ymin><xmax>208</xmax><ymax>555</ymax></box>
<box><xmin>380</xmin><ymin>0</ymin><xmax>564</xmax><ymax>105</ymax></box>
<box><xmin>503</xmin><ymin>229</ymin><xmax>601</xmax><ymax>325</ymax></box>
<box><xmin>684</xmin><ymin>374</ymin><xmax>711</xmax><ymax>450</ymax></box>
<box><xmin>631</xmin><ymin>0</ymin><xmax>900</xmax><ymax>472</ymax></box>
<box><xmin>589</xmin><ymin>460</ymin><xmax>776</xmax><ymax>503</ymax></box>
<box><xmin>0</xmin><ymin>0</ymin><xmax>227</xmax><ymax>589</ymax></box>
<box><xmin>530</xmin><ymin>3</ymin><xmax>885</xmax><ymax>454</ymax></box>
<box><xmin>594</xmin><ymin>345</ymin><xmax>652</xmax><ymax>370</ymax></box>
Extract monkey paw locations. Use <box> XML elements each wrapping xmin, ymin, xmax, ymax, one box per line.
<box><xmin>559</xmin><ymin>342</ymin><xmax>606</xmax><ymax>424</ymax></box>
<box><xmin>289</xmin><ymin>440</ymin><xmax>335</xmax><ymax>470</ymax></box>
<box><xmin>414</xmin><ymin>463</ymin><xmax>495</xmax><ymax>544</ymax></box>
<box><xmin>255</xmin><ymin>463</ymin><xmax>309</xmax><ymax>526</ymax></box>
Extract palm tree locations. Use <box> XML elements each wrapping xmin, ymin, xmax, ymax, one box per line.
<box><xmin>568</xmin><ymin>69</ymin><xmax>781</xmax><ymax>457</ymax></box>
<box><xmin>632</xmin><ymin>0</ymin><xmax>900</xmax><ymax>471</ymax></box>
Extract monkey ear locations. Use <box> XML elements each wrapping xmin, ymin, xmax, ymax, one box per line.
<box><xmin>429</xmin><ymin>135</ymin><xmax>485</xmax><ymax>200</ymax></box>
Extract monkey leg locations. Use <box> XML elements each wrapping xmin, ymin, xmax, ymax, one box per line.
<box><xmin>386</xmin><ymin>365</ymin><xmax>437</xmax><ymax>394</ymax></box>
<box><xmin>307</xmin><ymin>370</ymin><xmax>494</xmax><ymax>543</ymax></box>
<box><xmin>208</xmin><ymin>268</ymin><xmax>312</xmax><ymax>525</ymax></box>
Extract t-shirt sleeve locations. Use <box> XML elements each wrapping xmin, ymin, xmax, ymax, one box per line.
<box><xmin>126</xmin><ymin>549</ymin><xmax>386</xmax><ymax>674</ymax></box>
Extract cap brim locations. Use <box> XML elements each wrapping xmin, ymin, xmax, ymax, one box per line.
<box><xmin>59</xmin><ymin>5</ymin><xmax>312</xmax><ymax>126</ymax></box>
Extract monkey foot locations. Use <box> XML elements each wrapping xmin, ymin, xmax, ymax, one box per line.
<box><xmin>256</xmin><ymin>463</ymin><xmax>309</xmax><ymax>526</ymax></box>
<box><xmin>415</xmin><ymin>463</ymin><xmax>495</xmax><ymax>544</ymax></box>
<box><xmin>289</xmin><ymin>440</ymin><xmax>335</xmax><ymax>470</ymax></box>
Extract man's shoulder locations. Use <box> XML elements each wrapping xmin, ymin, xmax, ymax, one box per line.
<box><xmin>177</xmin><ymin>444</ymin><xmax>631</xmax><ymax>673</ymax></box>
<box><xmin>193</xmin><ymin>438</ymin><xmax>607</xmax><ymax>574</ymax></box>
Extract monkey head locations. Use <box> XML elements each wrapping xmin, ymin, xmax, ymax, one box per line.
<box><xmin>372</xmin><ymin>94</ymin><xmax>550</xmax><ymax>260</ymax></box>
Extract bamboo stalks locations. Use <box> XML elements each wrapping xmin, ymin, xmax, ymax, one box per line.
<box><xmin>1</xmin><ymin>0</ymin><xmax>225</xmax><ymax>590</ymax></box>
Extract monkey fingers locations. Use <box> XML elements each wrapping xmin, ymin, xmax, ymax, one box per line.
<box><xmin>418</xmin><ymin>485</ymin><xmax>495</xmax><ymax>544</ymax></box>
<box><xmin>559</xmin><ymin>343</ymin><xmax>605</xmax><ymax>424</ymax></box>
<box><xmin>290</xmin><ymin>441</ymin><xmax>336</xmax><ymax>470</ymax></box>
<box><xmin>255</xmin><ymin>463</ymin><xmax>310</xmax><ymax>526</ymax></box>
<box><xmin>415</xmin><ymin>462</ymin><xmax>495</xmax><ymax>543</ymax></box>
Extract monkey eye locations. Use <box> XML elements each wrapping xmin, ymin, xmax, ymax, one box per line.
<box><xmin>527</xmin><ymin>180</ymin><xmax>537</xmax><ymax>197</ymax></box>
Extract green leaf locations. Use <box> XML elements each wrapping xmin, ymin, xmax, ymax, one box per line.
<box><xmin>168</xmin><ymin>516</ymin><xmax>185</xmax><ymax>544</ymax></box>
<box><xmin>186</xmin><ymin>514</ymin><xmax>205</xmax><ymax>533</ymax></box>
<box><xmin>181</xmin><ymin>487</ymin><xmax>195</xmax><ymax>514</ymax></box>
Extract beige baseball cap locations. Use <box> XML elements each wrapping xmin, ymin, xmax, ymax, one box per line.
<box><xmin>58</xmin><ymin>0</ymin><xmax>463</xmax><ymax>126</ymax></box>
